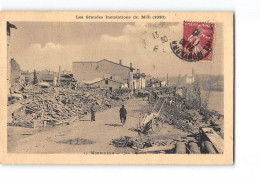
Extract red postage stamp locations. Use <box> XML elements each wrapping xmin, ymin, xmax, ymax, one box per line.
<box><xmin>170</xmin><ymin>21</ymin><xmax>215</xmax><ymax>62</ymax></box>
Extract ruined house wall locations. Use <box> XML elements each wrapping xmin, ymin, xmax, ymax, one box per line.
<box><xmin>98</xmin><ymin>60</ymin><xmax>130</xmax><ymax>83</ymax></box>
<box><xmin>73</xmin><ymin>60</ymin><xmax>131</xmax><ymax>83</ymax></box>
<box><xmin>141</xmin><ymin>78</ymin><xmax>146</xmax><ymax>89</ymax></box>
<box><xmin>134</xmin><ymin>77</ymin><xmax>146</xmax><ymax>89</ymax></box>
<box><xmin>10</xmin><ymin>59</ymin><xmax>21</xmax><ymax>84</ymax></box>
<box><xmin>90</xmin><ymin>79</ymin><xmax>122</xmax><ymax>90</ymax></box>
<box><xmin>73</xmin><ymin>62</ymin><xmax>104</xmax><ymax>83</ymax></box>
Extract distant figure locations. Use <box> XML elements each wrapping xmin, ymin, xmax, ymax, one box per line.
<box><xmin>119</xmin><ymin>105</ymin><xmax>127</xmax><ymax>126</ymax></box>
<box><xmin>91</xmin><ymin>105</ymin><xmax>96</xmax><ymax>122</ymax></box>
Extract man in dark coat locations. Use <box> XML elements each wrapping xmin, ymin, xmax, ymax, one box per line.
<box><xmin>119</xmin><ymin>105</ymin><xmax>127</xmax><ymax>126</ymax></box>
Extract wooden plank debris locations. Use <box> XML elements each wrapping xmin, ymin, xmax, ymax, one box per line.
<box><xmin>201</xmin><ymin>127</ymin><xmax>223</xmax><ymax>153</ymax></box>
<box><xmin>138</xmin><ymin>145</ymin><xmax>174</xmax><ymax>153</ymax></box>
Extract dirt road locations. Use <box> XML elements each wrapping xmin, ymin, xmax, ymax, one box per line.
<box><xmin>8</xmin><ymin>98</ymin><xmax>189</xmax><ymax>154</ymax></box>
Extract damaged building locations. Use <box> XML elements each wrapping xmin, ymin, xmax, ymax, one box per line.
<box><xmin>133</xmin><ymin>69</ymin><xmax>146</xmax><ymax>89</ymax></box>
<box><xmin>88</xmin><ymin>78</ymin><xmax>126</xmax><ymax>91</ymax></box>
<box><xmin>37</xmin><ymin>69</ymin><xmax>75</xmax><ymax>87</ymax></box>
<box><xmin>10</xmin><ymin>58</ymin><xmax>21</xmax><ymax>84</ymax></box>
<box><xmin>73</xmin><ymin>59</ymin><xmax>145</xmax><ymax>90</ymax></box>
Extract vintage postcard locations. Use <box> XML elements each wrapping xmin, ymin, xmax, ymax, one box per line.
<box><xmin>0</xmin><ymin>12</ymin><xmax>233</xmax><ymax>164</ymax></box>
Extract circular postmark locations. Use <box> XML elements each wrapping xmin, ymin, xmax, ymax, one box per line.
<box><xmin>170</xmin><ymin>21</ymin><xmax>215</xmax><ymax>62</ymax></box>
<box><xmin>140</xmin><ymin>22</ymin><xmax>178</xmax><ymax>54</ymax></box>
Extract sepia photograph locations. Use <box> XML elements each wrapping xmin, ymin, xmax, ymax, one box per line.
<box><xmin>2</xmin><ymin>0</ymin><xmax>260</xmax><ymax>178</ymax></box>
<box><xmin>6</xmin><ymin>21</ymin><xmax>225</xmax><ymax>154</ymax></box>
<box><xmin>0</xmin><ymin>11</ymin><xmax>233</xmax><ymax>164</ymax></box>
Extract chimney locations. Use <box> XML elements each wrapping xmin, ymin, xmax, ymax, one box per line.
<box><xmin>129</xmin><ymin>63</ymin><xmax>134</xmax><ymax>90</ymax></box>
<box><xmin>130</xmin><ymin>63</ymin><xmax>133</xmax><ymax>72</ymax></box>
<box><xmin>119</xmin><ymin>59</ymin><xmax>122</xmax><ymax>65</ymax></box>
<box><xmin>129</xmin><ymin>71</ymin><xmax>133</xmax><ymax>90</ymax></box>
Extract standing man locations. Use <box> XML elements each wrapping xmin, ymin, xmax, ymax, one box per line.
<box><xmin>91</xmin><ymin>105</ymin><xmax>96</xmax><ymax>122</ymax></box>
<box><xmin>119</xmin><ymin>105</ymin><xmax>127</xmax><ymax>126</ymax></box>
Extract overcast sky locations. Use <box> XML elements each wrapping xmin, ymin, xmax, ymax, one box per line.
<box><xmin>8</xmin><ymin>22</ymin><xmax>223</xmax><ymax>77</ymax></box>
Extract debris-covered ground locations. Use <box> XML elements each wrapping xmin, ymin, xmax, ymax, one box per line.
<box><xmin>8</xmin><ymin>82</ymin><xmax>224</xmax><ymax>154</ymax></box>
<box><xmin>109</xmin><ymin>86</ymin><xmax>224</xmax><ymax>154</ymax></box>
<box><xmin>7</xmin><ymin>98</ymin><xmax>155</xmax><ymax>153</ymax></box>
<box><xmin>144</xmin><ymin>86</ymin><xmax>224</xmax><ymax>137</ymax></box>
<box><xmin>8</xmin><ymin>84</ymin><xmax>131</xmax><ymax>128</ymax></box>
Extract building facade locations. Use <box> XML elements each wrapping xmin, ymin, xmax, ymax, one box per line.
<box><xmin>73</xmin><ymin>59</ymin><xmax>133</xmax><ymax>83</ymax></box>
<box><xmin>73</xmin><ymin>59</ymin><xmax>140</xmax><ymax>89</ymax></box>
<box><xmin>89</xmin><ymin>78</ymin><xmax>124</xmax><ymax>91</ymax></box>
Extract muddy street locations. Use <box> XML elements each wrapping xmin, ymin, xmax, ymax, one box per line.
<box><xmin>8</xmin><ymin>97</ymin><xmax>191</xmax><ymax>154</ymax></box>
<box><xmin>8</xmin><ymin>98</ymin><xmax>178</xmax><ymax>153</ymax></box>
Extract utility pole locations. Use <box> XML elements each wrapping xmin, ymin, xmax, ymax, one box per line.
<box><xmin>167</xmin><ymin>73</ymin><xmax>169</xmax><ymax>86</ymax></box>
<box><xmin>58</xmin><ymin>66</ymin><xmax>61</xmax><ymax>85</ymax></box>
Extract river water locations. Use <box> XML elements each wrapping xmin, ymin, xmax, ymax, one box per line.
<box><xmin>206</xmin><ymin>91</ymin><xmax>224</xmax><ymax>115</ymax></box>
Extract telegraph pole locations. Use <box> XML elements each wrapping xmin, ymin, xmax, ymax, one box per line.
<box><xmin>166</xmin><ymin>73</ymin><xmax>169</xmax><ymax>86</ymax></box>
